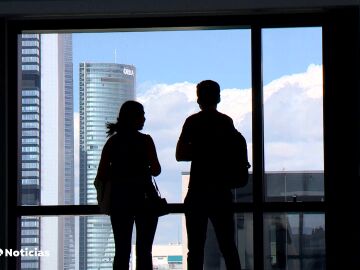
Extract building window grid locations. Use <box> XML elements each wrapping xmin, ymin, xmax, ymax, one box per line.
<box><xmin>21</xmin><ymin>34</ymin><xmax>40</xmax><ymax>39</ymax></box>
<box><xmin>21</xmin><ymin>56</ymin><xmax>40</xmax><ymax>64</ymax></box>
<box><xmin>21</xmin><ymin>64</ymin><xmax>40</xmax><ymax>71</ymax></box>
<box><xmin>22</xmin><ymin>97</ymin><xmax>39</xmax><ymax>105</ymax></box>
<box><xmin>21</xmin><ymin>122</ymin><xmax>39</xmax><ymax>129</ymax></box>
<box><xmin>22</xmin><ymin>90</ymin><xmax>40</xmax><ymax>97</ymax></box>
<box><xmin>22</xmin><ymin>179</ymin><xmax>39</xmax><ymax>185</ymax></box>
<box><xmin>21</xmin><ymin>40</ymin><xmax>39</xmax><ymax>47</ymax></box>
<box><xmin>22</xmin><ymin>130</ymin><xmax>39</xmax><ymax>137</ymax></box>
<box><xmin>22</xmin><ymin>114</ymin><xmax>39</xmax><ymax>121</ymax></box>
<box><xmin>22</xmin><ymin>48</ymin><xmax>40</xmax><ymax>55</ymax></box>
<box><xmin>21</xmin><ymin>163</ymin><xmax>39</xmax><ymax>169</ymax></box>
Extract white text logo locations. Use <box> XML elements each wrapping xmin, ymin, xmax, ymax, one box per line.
<box><xmin>123</xmin><ymin>68</ymin><xmax>134</xmax><ymax>76</ymax></box>
<box><xmin>0</xmin><ymin>248</ymin><xmax>50</xmax><ymax>257</ymax></box>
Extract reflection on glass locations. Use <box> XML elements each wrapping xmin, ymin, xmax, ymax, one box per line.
<box><xmin>263</xmin><ymin>27</ymin><xmax>324</xmax><ymax>202</ymax></box>
<box><xmin>264</xmin><ymin>213</ymin><xmax>325</xmax><ymax>270</ymax></box>
<box><xmin>180</xmin><ymin>212</ymin><xmax>253</xmax><ymax>270</ymax></box>
<box><xmin>205</xmin><ymin>213</ymin><xmax>253</xmax><ymax>270</ymax></box>
<box><xmin>233</xmin><ymin>174</ymin><xmax>253</xmax><ymax>202</ymax></box>
<box><xmin>236</xmin><ymin>213</ymin><xmax>254</xmax><ymax>270</ymax></box>
<box><xmin>265</xmin><ymin>171</ymin><xmax>324</xmax><ymax>202</ymax></box>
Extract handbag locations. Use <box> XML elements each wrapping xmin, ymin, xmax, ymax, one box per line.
<box><xmin>145</xmin><ymin>177</ymin><xmax>169</xmax><ymax>217</ymax></box>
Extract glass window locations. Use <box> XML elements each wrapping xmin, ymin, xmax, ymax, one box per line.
<box><xmin>262</xmin><ymin>27</ymin><xmax>324</xmax><ymax>202</ymax></box>
<box><xmin>19</xmin><ymin>214</ymin><xmax>252</xmax><ymax>270</ymax></box>
<box><xmin>14</xmin><ymin>25</ymin><xmax>326</xmax><ymax>270</ymax></box>
<box><xmin>18</xmin><ymin>30</ymin><xmax>252</xmax><ymax>207</ymax></box>
<box><xmin>264</xmin><ymin>213</ymin><xmax>325</xmax><ymax>270</ymax></box>
<box><xmin>17</xmin><ymin>29</ymin><xmax>253</xmax><ymax>270</ymax></box>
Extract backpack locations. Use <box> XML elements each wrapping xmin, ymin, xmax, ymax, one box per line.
<box><xmin>225</xmin><ymin>131</ymin><xmax>251</xmax><ymax>188</ymax></box>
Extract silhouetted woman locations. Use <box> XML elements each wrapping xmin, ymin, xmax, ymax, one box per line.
<box><xmin>97</xmin><ymin>100</ymin><xmax>161</xmax><ymax>270</ymax></box>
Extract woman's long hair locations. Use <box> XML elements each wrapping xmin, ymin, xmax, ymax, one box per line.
<box><xmin>106</xmin><ymin>100</ymin><xmax>144</xmax><ymax>137</ymax></box>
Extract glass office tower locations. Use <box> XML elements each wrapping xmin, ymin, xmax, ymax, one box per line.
<box><xmin>40</xmin><ymin>33</ymin><xmax>75</xmax><ymax>270</ymax></box>
<box><xmin>62</xmin><ymin>34</ymin><xmax>76</xmax><ymax>270</ymax></box>
<box><xmin>20</xmin><ymin>33</ymin><xmax>75</xmax><ymax>270</ymax></box>
<box><xmin>20</xmin><ymin>33</ymin><xmax>41</xmax><ymax>270</ymax></box>
<box><xmin>79</xmin><ymin>63</ymin><xmax>135</xmax><ymax>269</ymax></box>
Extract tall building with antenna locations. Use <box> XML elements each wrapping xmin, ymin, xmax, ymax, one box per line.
<box><xmin>79</xmin><ymin>63</ymin><xmax>136</xmax><ymax>269</ymax></box>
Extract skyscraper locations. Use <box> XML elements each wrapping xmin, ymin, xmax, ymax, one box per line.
<box><xmin>20</xmin><ymin>33</ymin><xmax>75</xmax><ymax>270</ymax></box>
<box><xmin>20</xmin><ymin>33</ymin><xmax>41</xmax><ymax>270</ymax></box>
<box><xmin>79</xmin><ymin>63</ymin><xmax>136</xmax><ymax>269</ymax></box>
<box><xmin>62</xmin><ymin>34</ymin><xmax>76</xmax><ymax>270</ymax></box>
<box><xmin>40</xmin><ymin>33</ymin><xmax>75</xmax><ymax>270</ymax></box>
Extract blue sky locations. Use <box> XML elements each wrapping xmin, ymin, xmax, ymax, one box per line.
<box><xmin>73</xmin><ymin>27</ymin><xmax>321</xmax><ymax>110</ymax></box>
<box><xmin>73</xmin><ymin>29</ymin><xmax>251</xmax><ymax>95</ymax></box>
<box><xmin>262</xmin><ymin>27</ymin><xmax>322</xmax><ymax>83</ymax></box>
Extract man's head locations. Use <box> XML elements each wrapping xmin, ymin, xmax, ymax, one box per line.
<box><xmin>196</xmin><ymin>80</ymin><xmax>221</xmax><ymax>109</ymax></box>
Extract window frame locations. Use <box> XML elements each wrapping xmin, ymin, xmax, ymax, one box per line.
<box><xmin>2</xmin><ymin>8</ymin><xmax>360</xmax><ymax>270</ymax></box>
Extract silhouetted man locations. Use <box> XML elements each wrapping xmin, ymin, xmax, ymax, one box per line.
<box><xmin>176</xmin><ymin>80</ymin><xmax>241</xmax><ymax>270</ymax></box>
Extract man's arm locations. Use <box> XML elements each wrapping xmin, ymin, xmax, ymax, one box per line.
<box><xmin>176</xmin><ymin>119</ymin><xmax>193</xmax><ymax>161</ymax></box>
<box><xmin>176</xmin><ymin>139</ymin><xmax>192</xmax><ymax>161</ymax></box>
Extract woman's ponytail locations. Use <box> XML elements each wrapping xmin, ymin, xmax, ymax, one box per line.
<box><xmin>106</xmin><ymin>121</ymin><xmax>119</xmax><ymax>137</ymax></box>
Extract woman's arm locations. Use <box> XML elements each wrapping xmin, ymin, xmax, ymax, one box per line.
<box><xmin>96</xmin><ymin>137</ymin><xmax>112</xmax><ymax>182</ymax></box>
<box><xmin>145</xmin><ymin>135</ymin><xmax>161</xmax><ymax>176</ymax></box>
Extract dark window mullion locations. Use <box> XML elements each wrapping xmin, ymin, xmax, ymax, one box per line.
<box><xmin>7</xmin><ymin>22</ymin><xmax>23</xmax><ymax>270</ymax></box>
<box><xmin>251</xmin><ymin>25</ymin><xmax>265</xmax><ymax>270</ymax></box>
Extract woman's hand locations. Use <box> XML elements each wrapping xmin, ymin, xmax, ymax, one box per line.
<box><xmin>145</xmin><ymin>135</ymin><xmax>161</xmax><ymax>176</ymax></box>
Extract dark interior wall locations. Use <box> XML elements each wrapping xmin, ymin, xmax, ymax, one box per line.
<box><xmin>0</xmin><ymin>18</ymin><xmax>7</xmax><ymax>270</ymax></box>
<box><xmin>0</xmin><ymin>0</ymin><xmax>358</xmax><ymax>17</ymax></box>
<box><xmin>323</xmin><ymin>8</ymin><xmax>360</xmax><ymax>270</ymax></box>
<box><xmin>1</xmin><ymin>2</ymin><xmax>360</xmax><ymax>270</ymax></box>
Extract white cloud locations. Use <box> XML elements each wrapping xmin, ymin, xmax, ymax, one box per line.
<box><xmin>262</xmin><ymin>64</ymin><xmax>324</xmax><ymax>170</ymax></box>
<box><xmin>138</xmin><ymin>64</ymin><xmax>324</xmax><ymax>175</ymax></box>
<box><xmin>264</xmin><ymin>142</ymin><xmax>323</xmax><ymax>171</ymax></box>
<box><xmin>264</xmin><ymin>64</ymin><xmax>323</xmax><ymax>101</ymax></box>
<box><xmin>219</xmin><ymin>87</ymin><xmax>252</xmax><ymax>130</ymax></box>
<box><xmin>72</xmin><ymin>64</ymin><xmax>323</xmax><ymax>204</ymax></box>
<box><xmin>138</xmin><ymin>82</ymin><xmax>197</xmax><ymax>177</ymax></box>
<box><xmin>70</xmin><ymin>65</ymin><xmax>324</xmax><ymax>244</ymax></box>
<box><xmin>139</xmin><ymin>82</ymin><xmax>197</xmax><ymax>133</ymax></box>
